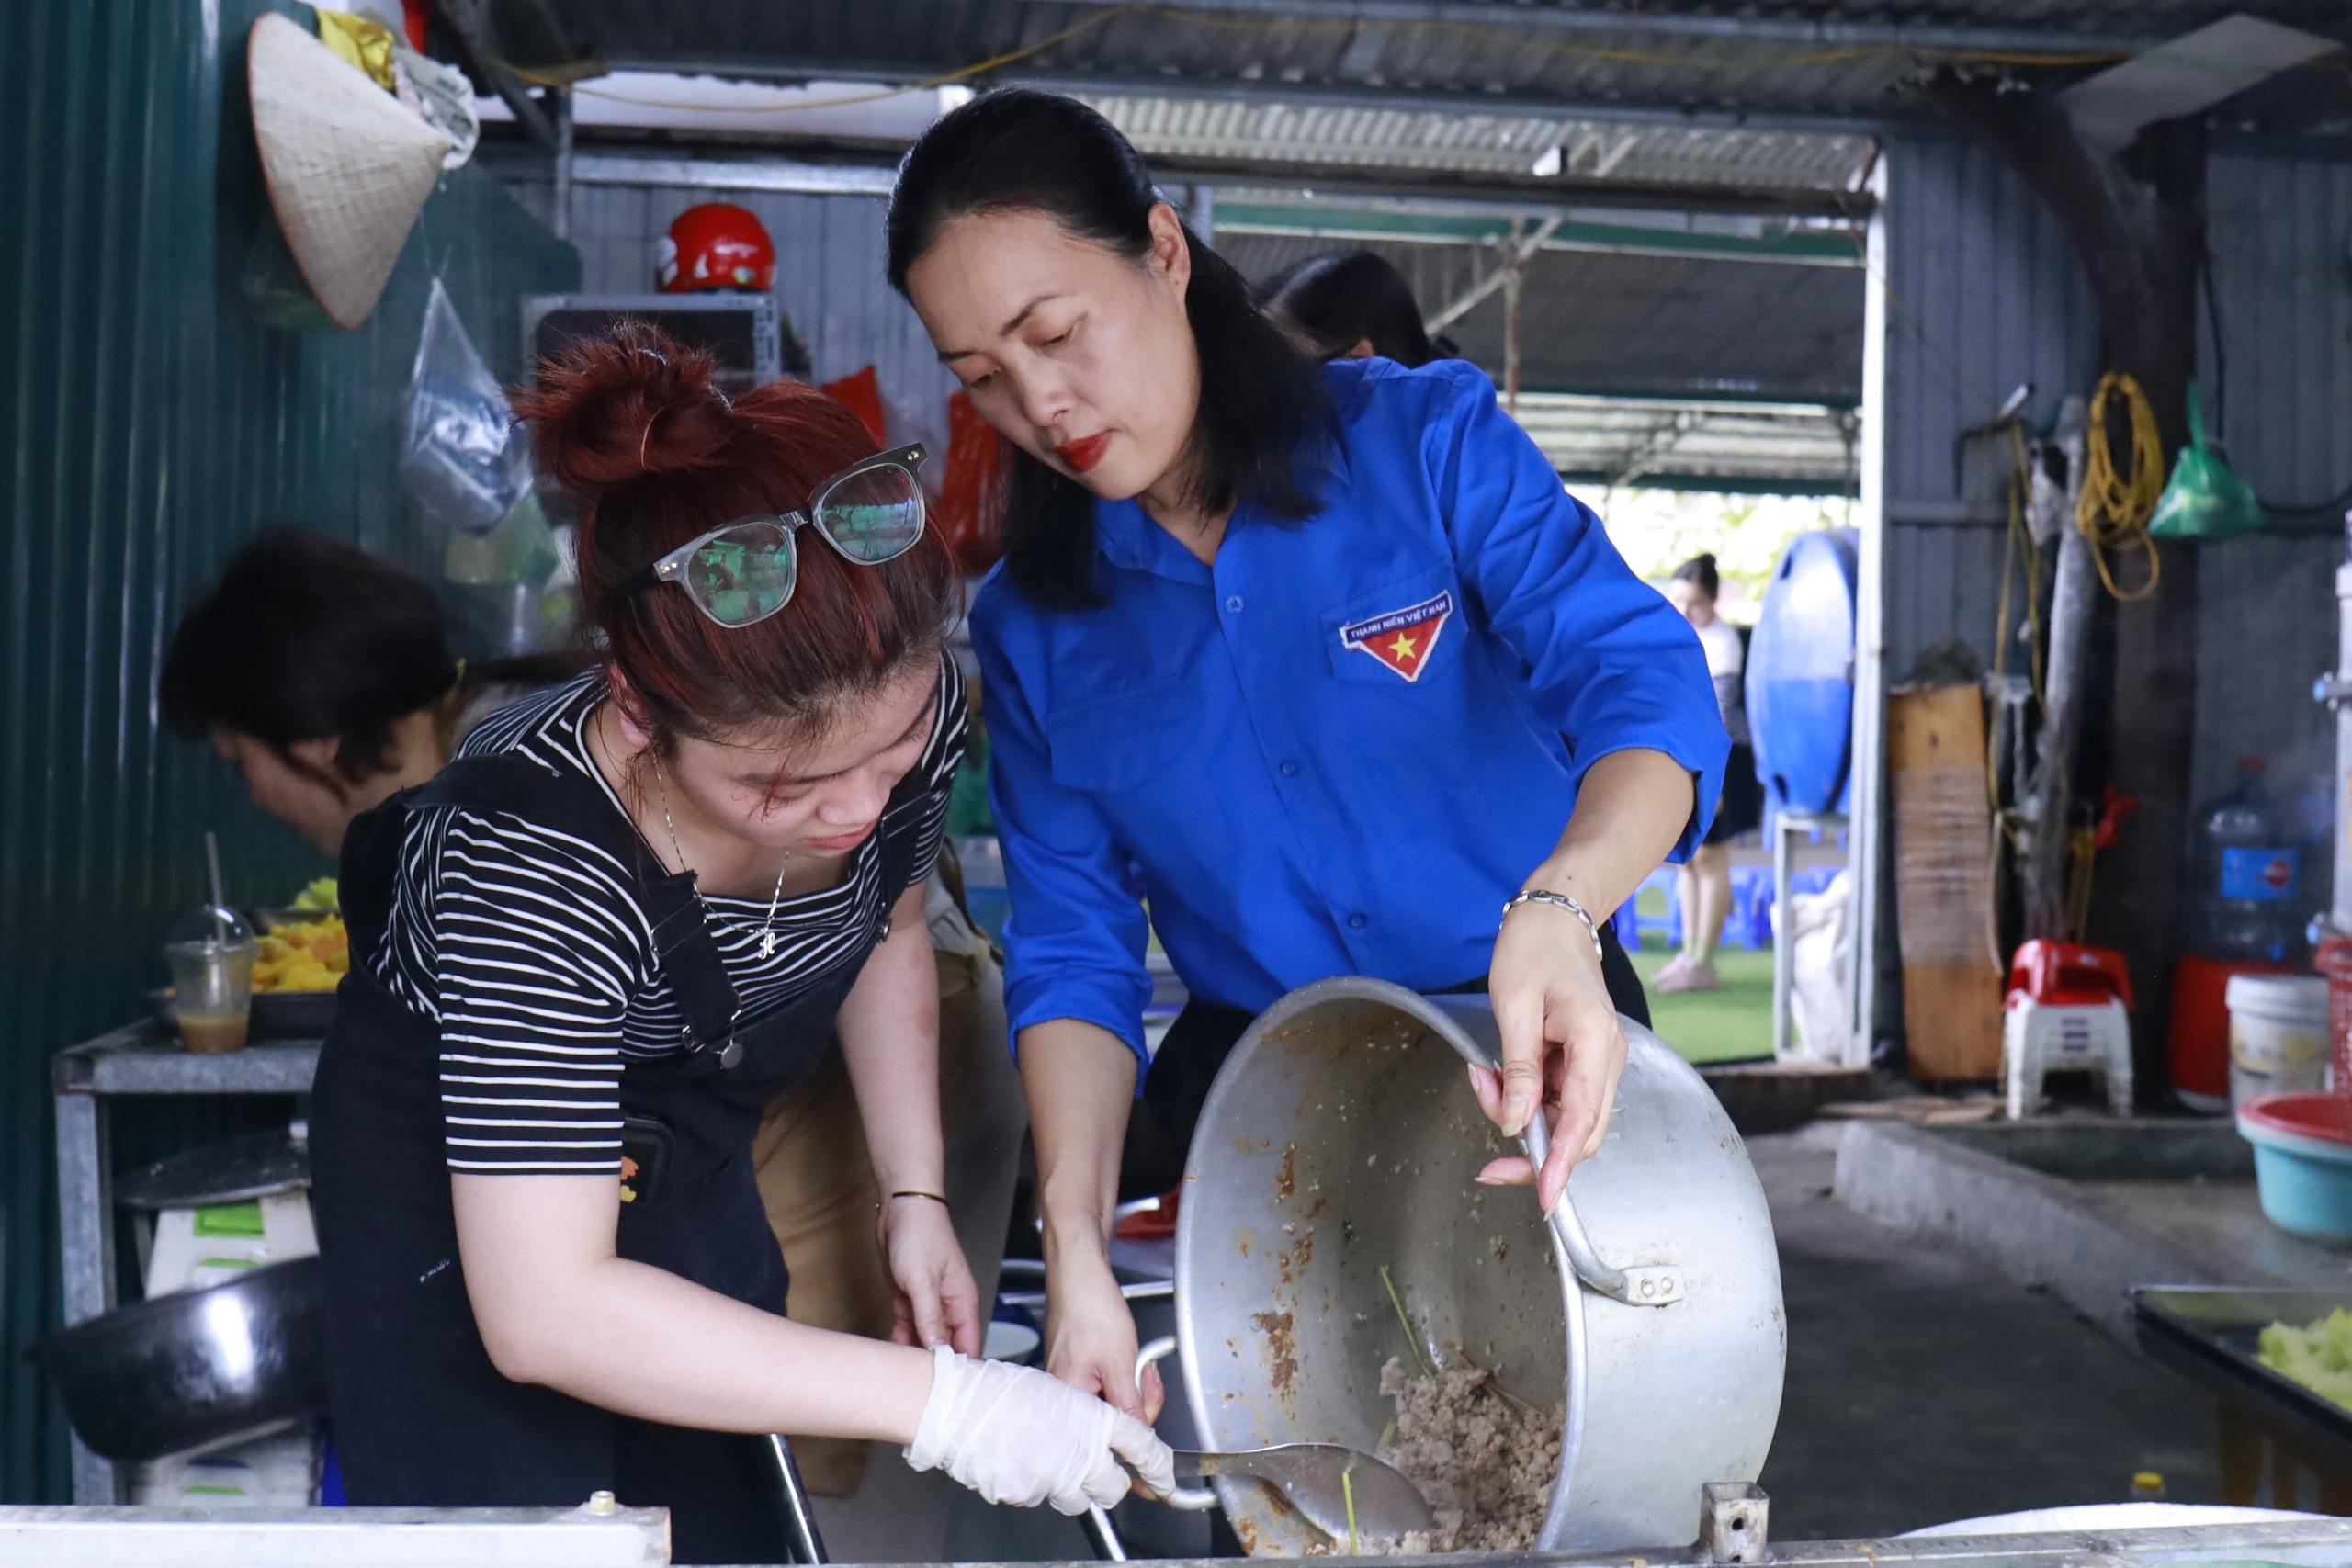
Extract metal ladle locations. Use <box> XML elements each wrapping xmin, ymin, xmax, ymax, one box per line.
<box><xmin>1088</xmin><ymin>1337</ymin><xmax>1436</xmax><ymax>1555</ymax></box>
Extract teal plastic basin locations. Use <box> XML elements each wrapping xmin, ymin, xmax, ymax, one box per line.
<box><xmin>2239</xmin><ymin>1093</ymin><xmax>2352</xmax><ymax>1241</ymax></box>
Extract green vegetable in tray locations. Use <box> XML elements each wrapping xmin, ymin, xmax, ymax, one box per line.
<box><xmin>2257</xmin><ymin>1309</ymin><xmax>2352</xmax><ymax>1409</ymax></box>
<box><xmin>289</xmin><ymin>877</ymin><xmax>339</xmax><ymax>913</ymax></box>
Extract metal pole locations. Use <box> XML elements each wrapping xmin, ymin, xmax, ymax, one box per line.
<box><xmin>1846</xmin><ymin>152</ymin><xmax>1891</xmax><ymax>1070</ymax></box>
<box><xmin>551</xmin><ymin>86</ymin><xmax>574</xmax><ymax>243</ymax></box>
<box><xmin>765</xmin><ymin>1434</ymin><xmax>828</xmax><ymax>1563</ymax></box>
<box><xmin>1083</xmin><ymin>1504</ymin><xmax>1131</xmax><ymax>1561</ymax></box>
<box><xmin>1772</xmin><ymin>814</ymin><xmax>1795</xmax><ymax>1060</ymax></box>
<box><xmin>2021</xmin><ymin>398</ymin><xmax>2090</xmax><ymax>940</ymax></box>
<box><xmin>1503</xmin><ymin>219</ymin><xmax>1523</xmax><ymax>414</ymax></box>
<box><xmin>55</xmin><ymin>1080</ymin><xmax>116</xmax><ymax>1503</ymax></box>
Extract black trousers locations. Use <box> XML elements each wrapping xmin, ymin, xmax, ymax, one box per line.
<box><xmin>1121</xmin><ymin>924</ymin><xmax>1650</xmax><ymax>1201</ymax></box>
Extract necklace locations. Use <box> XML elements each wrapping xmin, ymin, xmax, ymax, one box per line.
<box><xmin>650</xmin><ymin>760</ymin><xmax>790</xmax><ymax>959</ymax></box>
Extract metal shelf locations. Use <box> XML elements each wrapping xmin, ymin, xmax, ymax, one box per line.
<box><xmin>52</xmin><ymin>1023</ymin><xmax>322</xmax><ymax>1505</ymax></box>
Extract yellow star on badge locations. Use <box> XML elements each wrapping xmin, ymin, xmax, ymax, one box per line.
<box><xmin>1389</xmin><ymin>632</ymin><xmax>1419</xmax><ymax>660</ymax></box>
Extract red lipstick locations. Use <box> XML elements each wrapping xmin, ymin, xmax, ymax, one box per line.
<box><xmin>1054</xmin><ymin>433</ymin><xmax>1111</xmax><ymax>473</ymax></box>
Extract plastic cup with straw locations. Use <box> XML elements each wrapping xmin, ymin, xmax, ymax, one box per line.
<box><xmin>166</xmin><ymin>832</ymin><xmax>257</xmax><ymax>1054</ymax></box>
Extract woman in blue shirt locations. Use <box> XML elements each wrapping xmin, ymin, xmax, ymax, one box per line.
<box><xmin>888</xmin><ymin>91</ymin><xmax>1727</xmax><ymax>1419</ymax></box>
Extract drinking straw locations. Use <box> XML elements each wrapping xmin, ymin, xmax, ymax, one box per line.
<box><xmin>205</xmin><ymin>831</ymin><xmax>228</xmax><ymax>947</ymax></box>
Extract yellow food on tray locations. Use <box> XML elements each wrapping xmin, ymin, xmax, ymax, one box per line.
<box><xmin>254</xmin><ymin>913</ymin><xmax>348</xmax><ymax>993</ymax></box>
<box><xmin>2258</xmin><ymin>1309</ymin><xmax>2352</xmax><ymax>1409</ymax></box>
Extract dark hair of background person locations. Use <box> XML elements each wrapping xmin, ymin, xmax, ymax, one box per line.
<box><xmin>512</xmin><ymin>322</ymin><xmax>961</xmax><ymax>750</ymax></box>
<box><xmin>1259</xmin><ymin>249</ymin><xmax>1439</xmax><ymax>368</ymax></box>
<box><xmin>1672</xmin><ymin>552</ymin><xmax>1722</xmax><ymax>600</ymax></box>
<box><xmin>884</xmin><ymin>87</ymin><xmax>1331</xmax><ymax>610</ymax></box>
<box><xmin>160</xmin><ymin>528</ymin><xmax>581</xmax><ymax>791</ymax></box>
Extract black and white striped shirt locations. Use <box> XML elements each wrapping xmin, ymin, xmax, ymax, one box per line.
<box><xmin>368</xmin><ymin>660</ymin><xmax>966</xmax><ymax>1173</ymax></box>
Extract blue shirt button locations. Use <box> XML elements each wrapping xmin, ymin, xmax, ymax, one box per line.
<box><xmin>1280</xmin><ymin>760</ymin><xmax>1299</xmax><ymax>777</ymax></box>
<box><xmin>1225</xmin><ymin>595</ymin><xmax>1245</xmax><ymax>613</ymax></box>
<box><xmin>1347</xmin><ymin>913</ymin><xmax>1369</xmax><ymax>929</ymax></box>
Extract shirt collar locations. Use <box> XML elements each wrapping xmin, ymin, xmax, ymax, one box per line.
<box><xmin>1090</xmin><ymin>417</ymin><xmax>1349</xmax><ymax>584</ymax></box>
<box><xmin>1094</xmin><ymin>496</ymin><xmax>1215</xmax><ymax>584</ymax></box>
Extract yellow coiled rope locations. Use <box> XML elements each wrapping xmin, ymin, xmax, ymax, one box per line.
<box><xmin>2075</xmin><ymin>371</ymin><xmax>2165</xmax><ymax>601</ymax></box>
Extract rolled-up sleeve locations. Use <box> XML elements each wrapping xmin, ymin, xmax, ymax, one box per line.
<box><xmin>971</xmin><ymin>603</ymin><xmax>1154</xmax><ymax>1062</ymax></box>
<box><xmin>1426</xmin><ymin>367</ymin><xmax>1730</xmax><ymax>860</ymax></box>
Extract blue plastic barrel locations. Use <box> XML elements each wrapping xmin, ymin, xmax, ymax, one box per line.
<box><xmin>1745</xmin><ymin>529</ymin><xmax>1859</xmax><ymax>818</ymax></box>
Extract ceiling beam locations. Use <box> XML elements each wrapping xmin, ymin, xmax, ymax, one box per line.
<box><xmin>600</xmin><ymin>53</ymin><xmax>1922</xmax><ymax>136</ymax></box>
<box><xmin>1426</xmin><ymin>214</ymin><xmax>1564</xmax><ymax>332</ymax></box>
<box><xmin>1132</xmin><ymin>151</ymin><xmax>1873</xmax><ymax>217</ymax></box>
<box><xmin>548</xmin><ymin>122</ymin><xmax>1879</xmax><ymax>217</ymax></box>
<box><xmin>1046</xmin><ymin>0</ymin><xmax>2167</xmax><ymax>56</ymax></box>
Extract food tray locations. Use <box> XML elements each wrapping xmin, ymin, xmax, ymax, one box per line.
<box><xmin>2133</xmin><ymin>1285</ymin><xmax>2352</xmax><ymax>1466</ymax></box>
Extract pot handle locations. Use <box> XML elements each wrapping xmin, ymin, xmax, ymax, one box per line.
<box><xmin>1136</xmin><ymin>1337</ymin><xmax>1221</xmax><ymax>1511</ymax></box>
<box><xmin>1521</xmin><ymin>1105</ymin><xmax>1686</xmax><ymax>1307</ymax></box>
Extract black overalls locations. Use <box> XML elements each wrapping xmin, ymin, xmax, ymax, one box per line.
<box><xmin>311</xmin><ymin>753</ymin><xmax>919</xmax><ymax>1563</ymax></box>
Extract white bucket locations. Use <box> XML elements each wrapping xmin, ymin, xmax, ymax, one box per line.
<box><xmin>2228</xmin><ymin>974</ymin><xmax>2331</xmax><ymax>1109</ymax></box>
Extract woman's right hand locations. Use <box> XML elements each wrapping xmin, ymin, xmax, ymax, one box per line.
<box><xmin>1045</xmin><ymin>1258</ymin><xmax>1163</xmax><ymax>1422</ymax></box>
<box><xmin>905</xmin><ymin>1345</ymin><xmax>1175</xmax><ymax>1514</ymax></box>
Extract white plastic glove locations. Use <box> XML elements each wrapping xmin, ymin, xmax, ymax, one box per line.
<box><xmin>903</xmin><ymin>1344</ymin><xmax>1178</xmax><ymax>1515</ymax></box>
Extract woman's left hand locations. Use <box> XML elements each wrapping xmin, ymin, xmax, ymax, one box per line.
<box><xmin>879</xmin><ymin>1194</ymin><xmax>984</xmax><ymax>1357</ymax></box>
<box><xmin>1467</xmin><ymin>897</ymin><xmax>1628</xmax><ymax>1214</ymax></box>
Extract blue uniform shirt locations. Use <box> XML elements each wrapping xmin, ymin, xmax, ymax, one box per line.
<box><xmin>970</xmin><ymin>357</ymin><xmax>1728</xmax><ymax>1059</ymax></box>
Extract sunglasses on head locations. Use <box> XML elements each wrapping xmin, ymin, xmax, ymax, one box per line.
<box><xmin>618</xmin><ymin>445</ymin><xmax>928</xmax><ymax>628</ymax></box>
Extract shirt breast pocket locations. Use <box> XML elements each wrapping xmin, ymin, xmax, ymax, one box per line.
<box><xmin>1046</xmin><ymin>677</ymin><xmax>1202</xmax><ymax>794</ymax></box>
<box><xmin>1320</xmin><ymin>562</ymin><xmax>1468</xmax><ymax>687</ymax></box>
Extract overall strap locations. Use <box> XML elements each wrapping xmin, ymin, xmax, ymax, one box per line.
<box><xmin>402</xmin><ymin>756</ymin><xmax>743</xmax><ymax>1058</ymax></box>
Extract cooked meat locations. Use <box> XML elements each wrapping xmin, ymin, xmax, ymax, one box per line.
<box><xmin>1326</xmin><ymin>1357</ymin><xmax>1561</xmax><ymax>1554</ymax></box>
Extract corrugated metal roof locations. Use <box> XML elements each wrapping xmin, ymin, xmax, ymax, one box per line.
<box><xmin>1511</xmin><ymin>391</ymin><xmax>1858</xmax><ymax>490</ymax></box>
<box><xmin>547</xmin><ymin>0</ymin><xmax>2351</xmax><ymax>127</ymax></box>
<box><xmin>1087</xmin><ymin>94</ymin><xmax>1877</xmax><ymax>192</ymax></box>
<box><xmin>1220</xmin><ymin>230</ymin><xmax>1865</xmax><ymax>404</ymax></box>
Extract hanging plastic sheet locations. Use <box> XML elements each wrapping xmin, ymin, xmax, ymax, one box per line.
<box><xmin>400</xmin><ymin>278</ymin><xmax>533</xmax><ymax>536</ymax></box>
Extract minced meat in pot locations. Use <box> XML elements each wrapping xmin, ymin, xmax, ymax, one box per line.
<box><xmin>1323</xmin><ymin>1357</ymin><xmax>1562</xmax><ymax>1554</ymax></box>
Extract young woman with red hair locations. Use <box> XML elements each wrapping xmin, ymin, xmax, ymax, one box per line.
<box><xmin>309</xmin><ymin>328</ymin><xmax>1170</xmax><ymax>1561</ymax></box>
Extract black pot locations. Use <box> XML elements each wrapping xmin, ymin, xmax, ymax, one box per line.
<box><xmin>31</xmin><ymin>1257</ymin><xmax>327</xmax><ymax>1460</ymax></box>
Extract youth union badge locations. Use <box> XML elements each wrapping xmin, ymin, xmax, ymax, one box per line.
<box><xmin>1339</xmin><ymin>590</ymin><xmax>1453</xmax><ymax>682</ymax></box>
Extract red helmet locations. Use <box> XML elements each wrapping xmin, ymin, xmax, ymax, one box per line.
<box><xmin>657</xmin><ymin>203</ymin><xmax>775</xmax><ymax>294</ymax></box>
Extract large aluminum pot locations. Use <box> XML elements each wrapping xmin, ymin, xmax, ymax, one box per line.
<box><xmin>1172</xmin><ymin>979</ymin><xmax>1783</xmax><ymax>1554</ymax></box>
<box><xmin>33</xmin><ymin>1257</ymin><xmax>326</xmax><ymax>1460</ymax></box>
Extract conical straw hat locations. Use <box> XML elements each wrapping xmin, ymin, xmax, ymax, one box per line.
<box><xmin>248</xmin><ymin>12</ymin><xmax>453</xmax><ymax>330</ymax></box>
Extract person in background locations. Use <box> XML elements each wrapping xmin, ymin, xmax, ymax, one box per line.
<box><xmin>160</xmin><ymin>529</ymin><xmax>581</xmax><ymax>856</ymax></box>
<box><xmin>1657</xmin><ymin>553</ymin><xmax>1764</xmax><ymax>994</ymax></box>
<box><xmin>1258</xmin><ymin>248</ymin><xmax>1453</xmax><ymax>368</ymax></box>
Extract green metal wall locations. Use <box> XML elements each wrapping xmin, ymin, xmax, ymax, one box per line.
<box><xmin>0</xmin><ymin>0</ymin><xmax>579</xmax><ymax>1499</ymax></box>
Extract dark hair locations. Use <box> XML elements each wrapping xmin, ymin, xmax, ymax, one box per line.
<box><xmin>163</xmin><ymin>531</ymin><xmax>588</xmax><ymax>790</ymax></box>
<box><xmin>163</xmin><ymin>530</ymin><xmax>456</xmax><ymax>786</ymax></box>
<box><xmin>885</xmin><ymin>88</ymin><xmax>1331</xmax><ymax>609</ymax></box>
<box><xmin>513</xmin><ymin>323</ymin><xmax>960</xmax><ymax>749</ymax></box>
<box><xmin>1672</xmin><ymin>553</ymin><xmax>1721</xmax><ymax>599</ymax></box>
<box><xmin>1261</xmin><ymin>250</ymin><xmax>1437</xmax><ymax>368</ymax></box>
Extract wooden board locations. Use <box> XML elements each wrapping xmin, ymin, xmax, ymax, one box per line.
<box><xmin>1899</xmin><ymin>965</ymin><xmax>2007</xmax><ymax>1082</ymax></box>
<box><xmin>1887</xmin><ymin>685</ymin><xmax>2004</xmax><ymax>1081</ymax></box>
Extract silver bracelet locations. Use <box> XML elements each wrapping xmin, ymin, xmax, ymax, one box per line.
<box><xmin>1500</xmin><ymin>888</ymin><xmax>1605</xmax><ymax>963</ymax></box>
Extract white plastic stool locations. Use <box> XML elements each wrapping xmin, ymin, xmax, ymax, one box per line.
<box><xmin>2003</xmin><ymin>995</ymin><xmax>2134</xmax><ymax>1119</ymax></box>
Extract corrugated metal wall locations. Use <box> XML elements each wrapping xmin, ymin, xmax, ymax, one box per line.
<box><xmin>0</xmin><ymin>0</ymin><xmax>577</xmax><ymax>1501</ymax></box>
<box><xmin>1876</xmin><ymin>134</ymin><xmax>2350</xmax><ymax>816</ymax></box>
<box><xmin>2195</xmin><ymin>152</ymin><xmax>2352</xmax><ymax>811</ymax></box>
<box><xmin>500</xmin><ymin>172</ymin><xmax>960</xmax><ymax>460</ymax></box>
<box><xmin>1878</xmin><ymin>136</ymin><xmax>2100</xmax><ymax>684</ymax></box>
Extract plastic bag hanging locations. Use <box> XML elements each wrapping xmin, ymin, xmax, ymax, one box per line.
<box><xmin>2149</xmin><ymin>380</ymin><xmax>2267</xmax><ymax>542</ymax></box>
<box><xmin>400</xmin><ymin>278</ymin><xmax>533</xmax><ymax>536</ymax></box>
